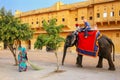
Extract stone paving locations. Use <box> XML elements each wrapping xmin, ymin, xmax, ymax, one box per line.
<box><xmin>0</xmin><ymin>50</ymin><xmax>120</xmax><ymax>80</ymax></box>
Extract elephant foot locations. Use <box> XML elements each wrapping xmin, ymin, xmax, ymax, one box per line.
<box><xmin>76</xmin><ymin>64</ymin><xmax>83</xmax><ymax>67</ymax></box>
<box><xmin>108</xmin><ymin>67</ymin><xmax>115</xmax><ymax>71</ymax></box>
<box><xmin>96</xmin><ymin>65</ymin><xmax>102</xmax><ymax>68</ymax></box>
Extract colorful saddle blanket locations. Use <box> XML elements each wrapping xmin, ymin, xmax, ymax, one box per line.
<box><xmin>77</xmin><ymin>30</ymin><xmax>100</xmax><ymax>57</ymax></box>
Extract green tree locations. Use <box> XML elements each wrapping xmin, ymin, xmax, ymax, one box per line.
<box><xmin>34</xmin><ymin>18</ymin><xmax>65</xmax><ymax>71</ymax></box>
<box><xmin>0</xmin><ymin>7</ymin><xmax>33</xmax><ymax>65</ymax></box>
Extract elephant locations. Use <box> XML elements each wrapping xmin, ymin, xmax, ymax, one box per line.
<box><xmin>62</xmin><ymin>32</ymin><xmax>115</xmax><ymax>71</ymax></box>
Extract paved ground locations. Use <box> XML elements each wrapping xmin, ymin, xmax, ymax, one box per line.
<box><xmin>0</xmin><ymin>50</ymin><xmax>120</xmax><ymax>80</ymax></box>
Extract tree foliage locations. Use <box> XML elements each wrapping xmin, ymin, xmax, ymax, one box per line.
<box><xmin>34</xmin><ymin>19</ymin><xmax>65</xmax><ymax>50</ymax></box>
<box><xmin>0</xmin><ymin>7</ymin><xmax>33</xmax><ymax>43</ymax></box>
<box><xmin>0</xmin><ymin>7</ymin><xmax>33</xmax><ymax>65</ymax></box>
<box><xmin>34</xmin><ymin>18</ymin><xmax>65</xmax><ymax>71</ymax></box>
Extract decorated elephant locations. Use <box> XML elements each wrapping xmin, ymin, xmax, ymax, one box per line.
<box><xmin>62</xmin><ymin>32</ymin><xmax>115</xmax><ymax>71</ymax></box>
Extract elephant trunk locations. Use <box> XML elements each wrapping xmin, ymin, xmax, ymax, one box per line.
<box><xmin>62</xmin><ymin>45</ymin><xmax>68</xmax><ymax>65</ymax></box>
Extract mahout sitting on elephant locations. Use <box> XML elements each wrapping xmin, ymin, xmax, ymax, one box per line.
<box><xmin>62</xmin><ymin>31</ymin><xmax>115</xmax><ymax>71</ymax></box>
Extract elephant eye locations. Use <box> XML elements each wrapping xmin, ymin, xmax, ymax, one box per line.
<box><xmin>66</xmin><ymin>39</ymin><xmax>69</xmax><ymax>42</ymax></box>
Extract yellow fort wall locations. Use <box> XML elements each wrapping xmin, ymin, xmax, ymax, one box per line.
<box><xmin>14</xmin><ymin>0</ymin><xmax>120</xmax><ymax>53</ymax></box>
<box><xmin>2</xmin><ymin>0</ymin><xmax>119</xmax><ymax>53</ymax></box>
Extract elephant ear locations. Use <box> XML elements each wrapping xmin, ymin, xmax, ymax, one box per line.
<box><xmin>64</xmin><ymin>34</ymin><xmax>76</xmax><ymax>47</ymax></box>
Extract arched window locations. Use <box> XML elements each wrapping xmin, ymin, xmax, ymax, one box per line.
<box><xmin>62</xmin><ymin>18</ymin><xmax>65</xmax><ymax>22</ymax></box>
<box><xmin>89</xmin><ymin>16</ymin><xmax>92</xmax><ymax>20</ymax></box>
<box><xmin>97</xmin><ymin>13</ymin><xmax>100</xmax><ymax>18</ymax></box>
<box><xmin>103</xmin><ymin>12</ymin><xmax>107</xmax><ymax>18</ymax></box>
<box><xmin>75</xmin><ymin>18</ymin><xmax>78</xmax><ymax>21</ymax></box>
<box><xmin>36</xmin><ymin>21</ymin><xmax>39</xmax><ymax>24</ymax></box>
<box><xmin>110</xmin><ymin>11</ymin><xmax>114</xmax><ymax>17</ymax></box>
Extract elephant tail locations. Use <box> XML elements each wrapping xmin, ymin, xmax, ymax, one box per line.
<box><xmin>111</xmin><ymin>41</ymin><xmax>115</xmax><ymax>61</ymax></box>
<box><xmin>106</xmin><ymin>37</ymin><xmax>115</xmax><ymax>61</ymax></box>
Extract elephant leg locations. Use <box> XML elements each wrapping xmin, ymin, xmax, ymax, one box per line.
<box><xmin>76</xmin><ymin>54</ymin><xmax>83</xmax><ymax>67</ymax></box>
<box><xmin>107</xmin><ymin>56</ymin><xmax>115</xmax><ymax>71</ymax></box>
<box><xmin>76</xmin><ymin>54</ymin><xmax>79</xmax><ymax>64</ymax></box>
<box><xmin>96</xmin><ymin>56</ymin><xmax>103</xmax><ymax>68</ymax></box>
